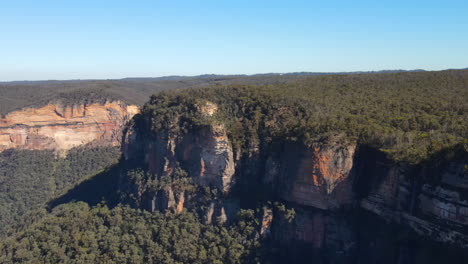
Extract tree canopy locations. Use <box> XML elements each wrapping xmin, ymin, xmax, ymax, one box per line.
<box><xmin>141</xmin><ymin>70</ymin><xmax>468</xmax><ymax>163</ymax></box>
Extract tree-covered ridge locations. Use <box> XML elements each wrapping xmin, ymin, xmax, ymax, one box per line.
<box><xmin>140</xmin><ymin>70</ymin><xmax>468</xmax><ymax>163</ymax></box>
<box><xmin>0</xmin><ymin>146</ymin><xmax>120</xmax><ymax>237</ymax></box>
<box><xmin>0</xmin><ymin>74</ymin><xmax>309</xmax><ymax>117</ymax></box>
<box><xmin>0</xmin><ymin>202</ymin><xmax>261</xmax><ymax>264</ymax></box>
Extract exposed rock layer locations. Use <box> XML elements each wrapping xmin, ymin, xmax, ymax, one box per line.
<box><xmin>121</xmin><ymin>101</ymin><xmax>468</xmax><ymax>262</ymax></box>
<box><xmin>0</xmin><ymin>102</ymin><xmax>139</xmax><ymax>153</ymax></box>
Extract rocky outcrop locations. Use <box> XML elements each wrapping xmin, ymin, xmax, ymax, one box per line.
<box><xmin>0</xmin><ymin>102</ymin><xmax>139</xmax><ymax>154</ymax></box>
<box><xmin>359</xmin><ymin>151</ymin><xmax>468</xmax><ymax>247</ymax></box>
<box><xmin>121</xmin><ymin>101</ymin><xmax>468</xmax><ymax>260</ymax></box>
<box><xmin>419</xmin><ymin>161</ymin><xmax>468</xmax><ymax>226</ymax></box>
<box><xmin>270</xmin><ymin>142</ymin><xmax>356</xmax><ymax>210</ymax></box>
<box><xmin>123</xmin><ymin>101</ymin><xmax>236</xmax><ymax>217</ymax></box>
<box><xmin>177</xmin><ymin>123</ymin><xmax>236</xmax><ymax>192</ymax></box>
<box><xmin>135</xmin><ymin>124</ymin><xmax>235</xmax><ymax>194</ymax></box>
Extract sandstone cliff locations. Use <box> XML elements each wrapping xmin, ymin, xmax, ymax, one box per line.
<box><xmin>121</xmin><ymin>101</ymin><xmax>468</xmax><ymax>262</ymax></box>
<box><xmin>0</xmin><ymin>101</ymin><xmax>139</xmax><ymax>154</ymax></box>
<box><xmin>122</xmin><ymin>102</ymin><xmax>236</xmax><ymax>223</ymax></box>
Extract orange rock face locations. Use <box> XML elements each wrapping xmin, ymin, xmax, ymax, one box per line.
<box><xmin>285</xmin><ymin>143</ymin><xmax>356</xmax><ymax>209</ymax></box>
<box><xmin>0</xmin><ymin>102</ymin><xmax>139</xmax><ymax>153</ymax></box>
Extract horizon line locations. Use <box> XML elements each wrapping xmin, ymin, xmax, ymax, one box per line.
<box><xmin>1</xmin><ymin>67</ymin><xmax>467</xmax><ymax>84</ymax></box>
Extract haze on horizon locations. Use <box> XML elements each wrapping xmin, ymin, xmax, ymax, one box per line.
<box><xmin>1</xmin><ymin>0</ymin><xmax>467</xmax><ymax>82</ymax></box>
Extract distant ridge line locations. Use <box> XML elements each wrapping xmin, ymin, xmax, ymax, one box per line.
<box><xmin>0</xmin><ymin>69</ymin><xmax>434</xmax><ymax>84</ymax></box>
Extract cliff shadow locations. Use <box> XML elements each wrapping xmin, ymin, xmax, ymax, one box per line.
<box><xmin>351</xmin><ymin>145</ymin><xmax>396</xmax><ymax>199</ymax></box>
<box><xmin>47</xmin><ymin>162</ymin><xmax>124</xmax><ymax>210</ymax></box>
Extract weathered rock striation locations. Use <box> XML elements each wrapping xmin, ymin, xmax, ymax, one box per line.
<box><xmin>0</xmin><ymin>102</ymin><xmax>139</xmax><ymax>154</ymax></box>
<box><xmin>123</xmin><ymin>102</ymin><xmax>236</xmax><ymax>221</ymax></box>
<box><xmin>122</xmin><ymin>101</ymin><xmax>468</xmax><ymax>262</ymax></box>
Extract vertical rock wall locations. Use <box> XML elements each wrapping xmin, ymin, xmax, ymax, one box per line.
<box><xmin>122</xmin><ymin>101</ymin><xmax>468</xmax><ymax>255</ymax></box>
<box><xmin>0</xmin><ymin>102</ymin><xmax>139</xmax><ymax>154</ymax></box>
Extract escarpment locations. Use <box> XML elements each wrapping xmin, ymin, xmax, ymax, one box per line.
<box><xmin>121</xmin><ymin>99</ymin><xmax>468</xmax><ymax>262</ymax></box>
<box><xmin>357</xmin><ymin>147</ymin><xmax>468</xmax><ymax>246</ymax></box>
<box><xmin>273</xmin><ymin>142</ymin><xmax>356</xmax><ymax>209</ymax></box>
<box><xmin>122</xmin><ymin>102</ymin><xmax>236</xmax><ymax>222</ymax></box>
<box><xmin>0</xmin><ymin>101</ymin><xmax>139</xmax><ymax>154</ymax></box>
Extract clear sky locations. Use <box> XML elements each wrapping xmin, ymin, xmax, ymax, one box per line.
<box><xmin>1</xmin><ymin>0</ymin><xmax>467</xmax><ymax>81</ymax></box>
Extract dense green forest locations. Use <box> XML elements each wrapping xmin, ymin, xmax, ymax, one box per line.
<box><xmin>0</xmin><ymin>71</ymin><xmax>415</xmax><ymax>117</ymax></box>
<box><xmin>0</xmin><ymin>70</ymin><xmax>467</xmax><ymax>263</ymax></box>
<box><xmin>0</xmin><ymin>147</ymin><xmax>120</xmax><ymax>236</ymax></box>
<box><xmin>0</xmin><ymin>202</ymin><xmax>262</xmax><ymax>264</ymax></box>
<box><xmin>140</xmin><ymin>70</ymin><xmax>468</xmax><ymax>163</ymax></box>
<box><xmin>0</xmin><ymin>74</ymin><xmax>307</xmax><ymax>117</ymax></box>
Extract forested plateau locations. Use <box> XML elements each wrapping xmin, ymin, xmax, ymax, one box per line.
<box><xmin>0</xmin><ymin>70</ymin><xmax>467</xmax><ymax>263</ymax></box>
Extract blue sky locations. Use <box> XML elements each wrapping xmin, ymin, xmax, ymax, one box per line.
<box><xmin>0</xmin><ymin>0</ymin><xmax>467</xmax><ymax>81</ymax></box>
